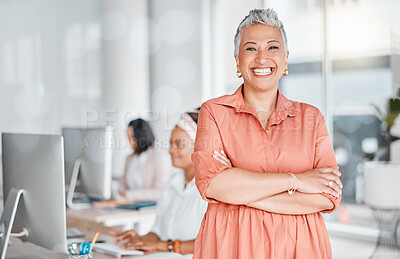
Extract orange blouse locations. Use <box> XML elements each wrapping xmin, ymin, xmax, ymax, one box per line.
<box><xmin>192</xmin><ymin>85</ymin><xmax>341</xmax><ymax>259</ymax></box>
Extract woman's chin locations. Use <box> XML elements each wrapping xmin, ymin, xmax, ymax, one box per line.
<box><xmin>172</xmin><ymin>160</ymin><xmax>181</xmax><ymax>168</ymax></box>
<box><xmin>245</xmin><ymin>79</ymin><xmax>278</xmax><ymax>91</ymax></box>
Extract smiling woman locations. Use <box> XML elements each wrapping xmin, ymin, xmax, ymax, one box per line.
<box><xmin>113</xmin><ymin>109</ymin><xmax>207</xmax><ymax>256</ymax></box>
<box><xmin>234</xmin><ymin>24</ymin><xmax>288</xmax><ymax>95</ymax></box>
<box><xmin>192</xmin><ymin>9</ymin><xmax>342</xmax><ymax>259</ymax></box>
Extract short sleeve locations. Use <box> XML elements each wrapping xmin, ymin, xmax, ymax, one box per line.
<box><xmin>192</xmin><ymin>103</ymin><xmax>231</xmax><ymax>203</ymax></box>
<box><xmin>313</xmin><ymin>110</ymin><xmax>341</xmax><ymax>214</ymax></box>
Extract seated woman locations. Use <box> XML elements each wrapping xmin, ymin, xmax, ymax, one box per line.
<box><xmin>113</xmin><ymin>110</ymin><xmax>207</xmax><ymax>255</ymax></box>
<box><xmin>118</xmin><ymin>118</ymin><xmax>171</xmax><ymax>203</ymax></box>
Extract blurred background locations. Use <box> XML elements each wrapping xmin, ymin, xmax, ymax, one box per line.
<box><xmin>0</xmin><ymin>0</ymin><xmax>399</xmax><ymax>258</ymax></box>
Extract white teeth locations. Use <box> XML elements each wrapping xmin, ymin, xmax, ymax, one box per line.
<box><xmin>252</xmin><ymin>68</ymin><xmax>273</xmax><ymax>75</ymax></box>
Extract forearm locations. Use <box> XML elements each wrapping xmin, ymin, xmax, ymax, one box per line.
<box><xmin>246</xmin><ymin>192</ymin><xmax>334</xmax><ymax>215</ymax></box>
<box><xmin>141</xmin><ymin>232</ymin><xmax>160</xmax><ymax>241</ymax></box>
<box><xmin>179</xmin><ymin>240</ymin><xmax>195</xmax><ymax>255</ymax></box>
<box><xmin>153</xmin><ymin>240</ymin><xmax>194</xmax><ymax>254</ymax></box>
<box><xmin>206</xmin><ymin>168</ymin><xmax>290</xmax><ymax>204</ymax></box>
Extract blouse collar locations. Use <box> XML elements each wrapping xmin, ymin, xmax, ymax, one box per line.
<box><xmin>214</xmin><ymin>84</ymin><xmax>300</xmax><ymax>126</ymax></box>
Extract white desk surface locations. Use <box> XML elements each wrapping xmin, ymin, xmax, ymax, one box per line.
<box><xmin>67</xmin><ymin>207</ymin><xmax>157</xmax><ymax>223</ymax></box>
<box><xmin>6</xmin><ymin>230</ymin><xmax>145</xmax><ymax>258</ymax></box>
<box><xmin>67</xmin><ymin>206</ymin><xmax>157</xmax><ymax>233</ymax></box>
<box><xmin>4</xmin><ymin>207</ymin><xmax>157</xmax><ymax>258</ymax></box>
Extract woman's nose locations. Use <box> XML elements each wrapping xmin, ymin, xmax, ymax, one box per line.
<box><xmin>255</xmin><ymin>50</ymin><xmax>268</xmax><ymax>64</ymax></box>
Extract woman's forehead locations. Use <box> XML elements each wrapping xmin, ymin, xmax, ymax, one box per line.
<box><xmin>240</xmin><ymin>24</ymin><xmax>282</xmax><ymax>43</ymax></box>
<box><xmin>171</xmin><ymin>126</ymin><xmax>191</xmax><ymax>140</ymax></box>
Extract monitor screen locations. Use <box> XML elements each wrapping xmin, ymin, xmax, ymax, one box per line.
<box><xmin>62</xmin><ymin>127</ymin><xmax>112</xmax><ymax>201</ymax></box>
<box><xmin>1</xmin><ymin>133</ymin><xmax>67</xmax><ymax>254</ymax></box>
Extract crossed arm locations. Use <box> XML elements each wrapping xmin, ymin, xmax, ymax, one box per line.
<box><xmin>206</xmin><ymin>151</ymin><xmax>342</xmax><ymax>215</ymax></box>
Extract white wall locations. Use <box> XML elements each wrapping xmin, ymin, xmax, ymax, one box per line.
<box><xmin>100</xmin><ymin>0</ymin><xmax>150</xmax><ymax>177</ymax></box>
<box><xmin>0</xmin><ymin>0</ymin><xmax>102</xmax><ymax>137</ymax></box>
<box><xmin>0</xmin><ymin>0</ymin><xmax>153</xmax><ymax>177</ymax></box>
<box><xmin>219</xmin><ymin>0</ymin><xmax>263</xmax><ymax>94</ymax></box>
<box><xmin>148</xmin><ymin>0</ymin><xmax>203</xmax><ymax>147</ymax></box>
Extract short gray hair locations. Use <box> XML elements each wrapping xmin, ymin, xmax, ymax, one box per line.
<box><xmin>234</xmin><ymin>8</ymin><xmax>288</xmax><ymax>56</ymax></box>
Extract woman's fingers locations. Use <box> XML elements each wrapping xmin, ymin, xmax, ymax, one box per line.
<box><xmin>323</xmin><ymin>182</ymin><xmax>341</xmax><ymax>197</ymax></box>
<box><xmin>213</xmin><ymin>154</ymin><xmax>229</xmax><ymax>166</ymax></box>
<box><xmin>323</xmin><ymin>186</ymin><xmax>340</xmax><ymax>198</ymax></box>
<box><xmin>114</xmin><ymin>230</ymin><xmax>137</xmax><ymax>243</ymax></box>
<box><xmin>326</xmin><ymin>181</ymin><xmax>341</xmax><ymax>197</ymax></box>
<box><xmin>297</xmin><ymin>167</ymin><xmax>343</xmax><ymax>196</ymax></box>
<box><xmin>331</xmin><ymin>176</ymin><xmax>343</xmax><ymax>189</ymax></box>
<box><xmin>122</xmin><ymin>241</ymin><xmax>153</xmax><ymax>251</ymax></box>
<box><xmin>319</xmin><ymin>172</ymin><xmax>342</xmax><ymax>197</ymax></box>
<box><xmin>213</xmin><ymin>150</ymin><xmax>232</xmax><ymax>167</ymax></box>
<box><xmin>121</xmin><ymin>242</ymin><xmax>137</xmax><ymax>250</ymax></box>
<box><xmin>316</xmin><ymin>167</ymin><xmax>341</xmax><ymax>177</ymax></box>
<box><xmin>319</xmin><ymin>170</ymin><xmax>343</xmax><ymax>189</ymax></box>
<box><xmin>217</xmin><ymin>151</ymin><xmax>232</xmax><ymax>166</ymax></box>
<box><xmin>213</xmin><ymin>151</ymin><xmax>228</xmax><ymax>163</ymax></box>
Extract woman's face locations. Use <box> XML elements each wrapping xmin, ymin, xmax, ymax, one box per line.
<box><xmin>127</xmin><ymin>126</ymin><xmax>137</xmax><ymax>152</ymax></box>
<box><xmin>235</xmin><ymin>24</ymin><xmax>288</xmax><ymax>92</ymax></box>
<box><xmin>169</xmin><ymin>127</ymin><xmax>194</xmax><ymax>170</ymax></box>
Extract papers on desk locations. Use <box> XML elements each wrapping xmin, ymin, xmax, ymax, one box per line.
<box><xmin>134</xmin><ymin>252</ymin><xmax>193</xmax><ymax>259</ymax></box>
<box><xmin>94</xmin><ymin>243</ymin><xmax>144</xmax><ymax>257</ymax></box>
<box><xmin>92</xmin><ymin>200</ymin><xmax>157</xmax><ymax>210</ymax></box>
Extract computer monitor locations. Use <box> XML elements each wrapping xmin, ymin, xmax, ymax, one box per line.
<box><xmin>0</xmin><ymin>133</ymin><xmax>68</xmax><ymax>258</ymax></box>
<box><xmin>62</xmin><ymin>127</ymin><xmax>112</xmax><ymax>209</ymax></box>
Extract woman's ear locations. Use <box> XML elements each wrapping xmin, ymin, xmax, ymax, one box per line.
<box><xmin>234</xmin><ymin>55</ymin><xmax>240</xmax><ymax>71</ymax></box>
<box><xmin>285</xmin><ymin>51</ymin><xmax>289</xmax><ymax>67</ymax></box>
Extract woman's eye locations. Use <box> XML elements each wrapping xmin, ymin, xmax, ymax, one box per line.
<box><xmin>246</xmin><ymin>47</ymin><xmax>256</xmax><ymax>51</ymax></box>
<box><xmin>269</xmin><ymin>46</ymin><xmax>279</xmax><ymax>50</ymax></box>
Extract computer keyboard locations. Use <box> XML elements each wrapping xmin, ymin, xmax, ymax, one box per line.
<box><xmin>72</xmin><ymin>195</ymin><xmax>91</xmax><ymax>204</ymax></box>
<box><xmin>94</xmin><ymin>243</ymin><xmax>144</xmax><ymax>257</ymax></box>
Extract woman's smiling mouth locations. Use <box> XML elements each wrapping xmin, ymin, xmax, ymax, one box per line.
<box><xmin>251</xmin><ymin>67</ymin><xmax>274</xmax><ymax>76</ymax></box>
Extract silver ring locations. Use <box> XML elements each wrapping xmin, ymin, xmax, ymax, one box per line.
<box><xmin>328</xmin><ymin>181</ymin><xmax>333</xmax><ymax>186</ymax></box>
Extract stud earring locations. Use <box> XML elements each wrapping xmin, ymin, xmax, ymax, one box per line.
<box><xmin>283</xmin><ymin>69</ymin><xmax>288</xmax><ymax>76</ymax></box>
<box><xmin>236</xmin><ymin>71</ymin><xmax>242</xmax><ymax>78</ymax></box>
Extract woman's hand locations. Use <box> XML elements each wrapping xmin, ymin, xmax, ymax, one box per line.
<box><xmin>121</xmin><ymin>239</ymin><xmax>166</xmax><ymax>252</ymax></box>
<box><xmin>115</xmin><ymin>193</ymin><xmax>131</xmax><ymax>205</ymax></box>
<box><xmin>111</xmin><ymin>230</ymin><xmax>139</xmax><ymax>244</ymax></box>
<box><xmin>296</xmin><ymin>167</ymin><xmax>343</xmax><ymax>197</ymax></box>
<box><xmin>213</xmin><ymin>150</ymin><xmax>232</xmax><ymax>167</ymax></box>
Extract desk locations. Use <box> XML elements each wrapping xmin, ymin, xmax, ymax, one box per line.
<box><xmin>5</xmin><ymin>232</ymin><xmax>141</xmax><ymax>259</ymax></box>
<box><xmin>4</xmin><ymin>207</ymin><xmax>157</xmax><ymax>258</ymax></box>
<box><xmin>67</xmin><ymin>207</ymin><xmax>157</xmax><ymax>234</ymax></box>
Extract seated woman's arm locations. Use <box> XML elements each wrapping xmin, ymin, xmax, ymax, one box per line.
<box><xmin>122</xmin><ymin>239</ymin><xmax>194</xmax><ymax>255</ymax></box>
<box><xmin>114</xmin><ymin>230</ymin><xmax>194</xmax><ymax>254</ymax></box>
